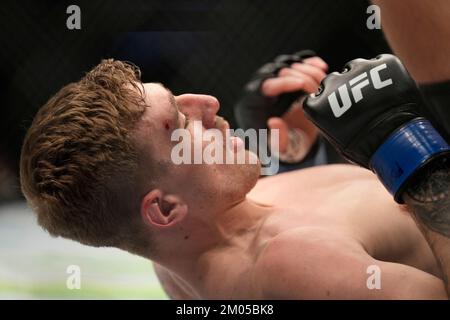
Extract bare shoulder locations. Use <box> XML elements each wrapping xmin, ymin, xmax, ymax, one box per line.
<box><xmin>253</xmin><ymin>228</ymin><xmax>365</xmax><ymax>299</ymax></box>
<box><xmin>255</xmin><ymin>227</ymin><xmax>365</xmax><ymax>268</ymax></box>
<box><xmin>252</xmin><ymin>228</ymin><xmax>447</xmax><ymax>299</ymax></box>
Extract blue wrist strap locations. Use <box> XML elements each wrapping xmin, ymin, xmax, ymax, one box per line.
<box><xmin>370</xmin><ymin>119</ymin><xmax>450</xmax><ymax>203</ymax></box>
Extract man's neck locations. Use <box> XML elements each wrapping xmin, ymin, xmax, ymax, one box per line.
<box><xmin>149</xmin><ymin>197</ymin><xmax>274</xmax><ymax>295</ymax></box>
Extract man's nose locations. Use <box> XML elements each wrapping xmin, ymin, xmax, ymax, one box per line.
<box><xmin>176</xmin><ymin>94</ymin><xmax>220</xmax><ymax>128</ymax></box>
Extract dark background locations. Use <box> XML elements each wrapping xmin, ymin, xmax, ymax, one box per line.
<box><xmin>0</xmin><ymin>0</ymin><xmax>391</xmax><ymax>201</ymax></box>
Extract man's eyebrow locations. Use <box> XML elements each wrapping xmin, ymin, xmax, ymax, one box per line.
<box><xmin>155</xmin><ymin>82</ymin><xmax>178</xmax><ymax>112</ymax></box>
<box><xmin>155</xmin><ymin>83</ymin><xmax>181</xmax><ymax>128</ymax></box>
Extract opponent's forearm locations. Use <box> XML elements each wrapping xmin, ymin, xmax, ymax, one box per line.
<box><xmin>402</xmin><ymin>156</ymin><xmax>450</xmax><ymax>295</ymax></box>
<box><xmin>375</xmin><ymin>2</ymin><xmax>450</xmax><ymax>290</ymax></box>
<box><xmin>372</xmin><ymin>0</ymin><xmax>450</xmax><ymax>83</ymax></box>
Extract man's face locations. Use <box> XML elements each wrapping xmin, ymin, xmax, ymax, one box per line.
<box><xmin>134</xmin><ymin>83</ymin><xmax>260</xmax><ymax>212</ymax></box>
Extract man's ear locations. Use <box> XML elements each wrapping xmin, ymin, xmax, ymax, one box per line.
<box><xmin>141</xmin><ymin>189</ymin><xmax>188</xmax><ymax>228</ymax></box>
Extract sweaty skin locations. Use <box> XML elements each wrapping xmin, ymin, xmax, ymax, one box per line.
<box><xmin>154</xmin><ymin>164</ymin><xmax>445</xmax><ymax>299</ymax></box>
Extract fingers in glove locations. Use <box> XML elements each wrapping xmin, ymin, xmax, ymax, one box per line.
<box><xmin>290</xmin><ymin>62</ymin><xmax>327</xmax><ymax>84</ymax></box>
<box><xmin>303</xmin><ymin>56</ymin><xmax>329</xmax><ymax>73</ymax></box>
<box><xmin>278</xmin><ymin>67</ymin><xmax>320</xmax><ymax>91</ymax></box>
<box><xmin>262</xmin><ymin>75</ymin><xmax>320</xmax><ymax>97</ymax></box>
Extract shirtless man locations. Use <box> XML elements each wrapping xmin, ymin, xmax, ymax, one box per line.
<box><xmin>20</xmin><ymin>56</ymin><xmax>448</xmax><ymax>299</ymax></box>
<box><xmin>155</xmin><ymin>163</ymin><xmax>445</xmax><ymax>299</ymax></box>
<box><xmin>147</xmin><ymin>79</ymin><xmax>447</xmax><ymax>299</ymax></box>
<box><xmin>154</xmin><ymin>0</ymin><xmax>450</xmax><ymax>297</ymax></box>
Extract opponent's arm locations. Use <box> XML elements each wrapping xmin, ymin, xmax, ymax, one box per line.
<box><xmin>371</xmin><ymin>3</ymin><xmax>450</xmax><ymax>284</ymax></box>
<box><xmin>402</xmin><ymin>158</ymin><xmax>450</xmax><ymax>292</ymax></box>
<box><xmin>373</xmin><ymin>0</ymin><xmax>450</xmax><ymax>143</ymax></box>
<box><xmin>372</xmin><ymin>0</ymin><xmax>450</xmax><ymax>84</ymax></box>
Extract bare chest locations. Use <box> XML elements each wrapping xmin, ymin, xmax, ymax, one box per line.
<box><xmin>247</xmin><ymin>166</ymin><xmax>438</xmax><ymax>273</ymax></box>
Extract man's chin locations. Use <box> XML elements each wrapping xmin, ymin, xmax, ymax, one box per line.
<box><xmin>239</xmin><ymin>153</ymin><xmax>261</xmax><ymax>186</ymax></box>
<box><xmin>216</xmin><ymin>162</ymin><xmax>259</xmax><ymax>206</ymax></box>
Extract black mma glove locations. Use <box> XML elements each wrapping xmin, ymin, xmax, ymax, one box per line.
<box><xmin>419</xmin><ymin>80</ymin><xmax>450</xmax><ymax>142</ymax></box>
<box><xmin>234</xmin><ymin>50</ymin><xmax>317</xmax><ymax>131</ymax></box>
<box><xmin>304</xmin><ymin>54</ymin><xmax>450</xmax><ymax>202</ymax></box>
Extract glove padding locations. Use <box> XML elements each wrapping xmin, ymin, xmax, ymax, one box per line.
<box><xmin>419</xmin><ymin>80</ymin><xmax>450</xmax><ymax>143</ymax></box>
<box><xmin>234</xmin><ymin>50</ymin><xmax>317</xmax><ymax>131</ymax></box>
<box><xmin>303</xmin><ymin>54</ymin><xmax>450</xmax><ymax>202</ymax></box>
<box><xmin>304</xmin><ymin>54</ymin><xmax>422</xmax><ymax>167</ymax></box>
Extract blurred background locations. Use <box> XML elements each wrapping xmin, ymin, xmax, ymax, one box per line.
<box><xmin>0</xmin><ymin>0</ymin><xmax>390</xmax><ymax>299</ymax></box>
